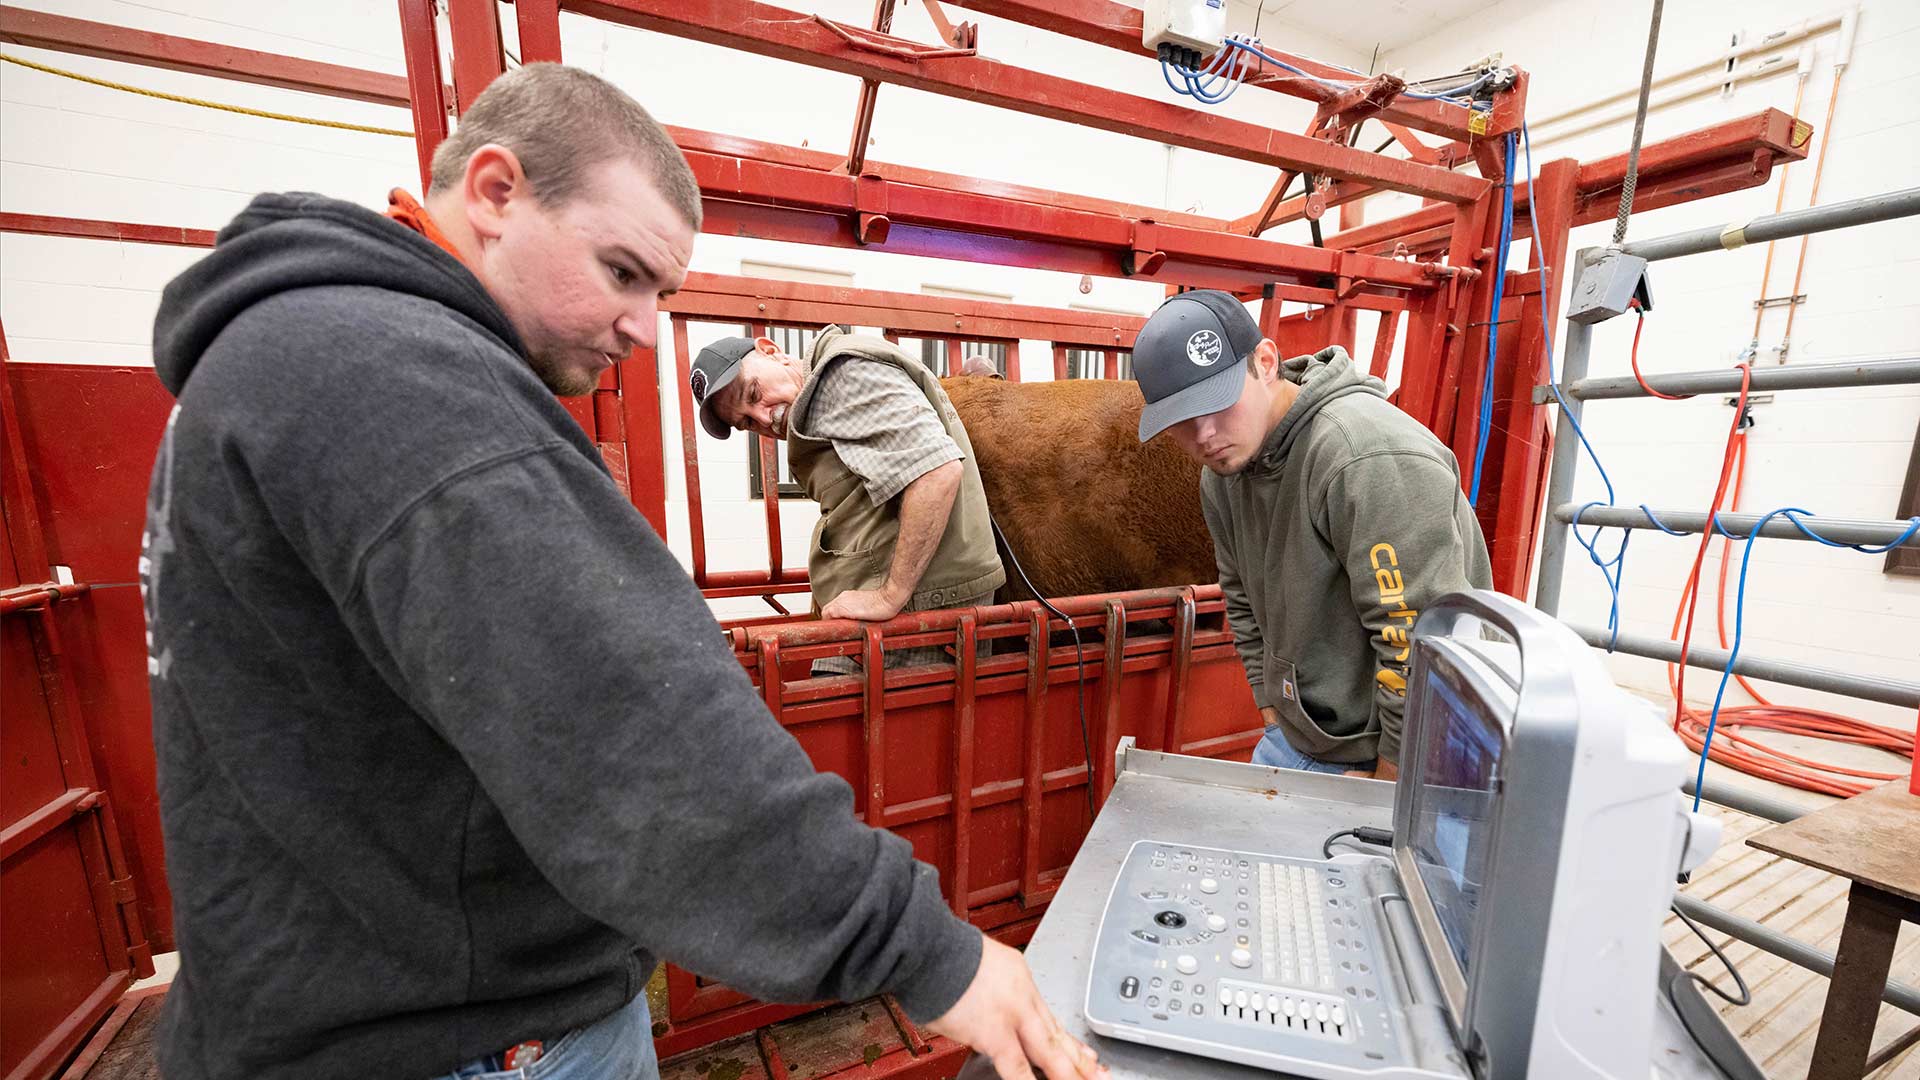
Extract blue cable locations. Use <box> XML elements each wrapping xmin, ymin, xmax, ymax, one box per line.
<box><xmin>1687</xmin><ymin>509</ymin><xmax>1920</xmax><ymax>811</ymax></box>
<box><xmin>1520</xmin><ymin>121</ymin><xmax>1635</xmax><ymax>650</ymax></box>
<box><xmin>1467</xmin><ymin>130</ymin><xmax>1517</xmax><ymax>506</ymax></box>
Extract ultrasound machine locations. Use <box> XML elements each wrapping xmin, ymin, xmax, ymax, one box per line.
<box><xmin>1079</xmin><ymin>591</ymin><xmax>1727</xmax><ymax>1079</ymax></box>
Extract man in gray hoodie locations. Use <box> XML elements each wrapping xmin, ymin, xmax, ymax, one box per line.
<box><xmin>1132</xmin><ymin>291</ymin><xmax>1491</xmax><ymax>780</ymax></box>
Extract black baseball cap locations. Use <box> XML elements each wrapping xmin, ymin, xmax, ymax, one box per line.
<box><xmin>690</xmin><ymin>336</ymin><xmax>757</xmax><ymax>439</ymax></box>
<box><xmin>1132</xmin><ymin>290</ymin><xmax>1263</xmax><ymax>441</ymax></box>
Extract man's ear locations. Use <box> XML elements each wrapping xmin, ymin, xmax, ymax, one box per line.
<box><xmin>461</xmin><ymin>144</ymin><xmax>530</xmax><ymax>242</ymax></box>
<box><xmin>753</xmin><ymin>336</ymin><xmax>779</xmax><ymax>356</ymax></box>
<box><xmin>1251</xmin><ymin>339</ymin><xmax>1282</xmax><ymax>381</ymax></box>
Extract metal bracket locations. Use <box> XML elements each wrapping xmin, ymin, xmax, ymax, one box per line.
<box><xmin>853</xmin><ymin>173</ymin><xmax>890</xmax><ymax>245</ymax></box>
<box><xmin>1752</xmin><ymin>293</ymin><xmax>1806</xmax><ymax>309</ymax></box>
<box><xmin>1122</xmin><ymin>220</ymin><xmax>1165</xmax><ymax>277</ymax></box>
<box><xmin>813</xmin><ymin>13</ymin><xmax>975</xmax><ymax>60</ymax></box>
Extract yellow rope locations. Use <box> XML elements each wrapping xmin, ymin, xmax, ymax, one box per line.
<box><xmin>0</xmin><ymin>52</ymin><xmax>414</xmax><ymax>138</ymax></box>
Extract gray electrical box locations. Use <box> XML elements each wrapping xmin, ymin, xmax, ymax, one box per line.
<box><xmin>1565</xmin><ymin>247</ymin><xmax>1653</xmax><ymax>324</ymax></box>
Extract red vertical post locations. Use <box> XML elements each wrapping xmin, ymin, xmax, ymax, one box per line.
<box><xmin>395</xmin><ymin>0</ymin><xmax>449</xmax><ymax>192</ymax></box>
<box><xmin>1020</xmin><ymin>605</ymin><xmax>1049</xmax><ymax>904</ymax></box>
<box><xmin>757</xmin><ymin>638</ymin><xmax>783</xmax><ymax>716</ymax></box>
<box><xmin>445</xmin><ymin>0</ymin><xmax>505</xmax><ymax>114</ymax></box>
<box><xmin>862</xmin><ymin>626</ymin><xmax>887</xmax><ymax>827</ymax></box>
<box><xmin>1052</xmin><ymin>344</ymin><xmax>1068</xmax><ymax>381</ymax></box>
<box><xmin>1369</xmin><ymin>309</ymin><xmax>1401</xmax><ymax>381</ymax></box>
<box><xmin>1004</xmin><ymin>342</ymin><xmax>1023</xmax><ymax>382</ymax></box>
<box><xmin>949</xmin><ymin>614</ymin><xmax>976</xmax><ymax>917</ymax></box>
<box><xmin>1486</xmin><ymin>157</ymin><xmax>1579</xmax><ymax>597</ymax></box>
<box><xmin>1096</xmin><ymin>601</ymin><xmax>1125</xmax><ymax>807</ymax></box>
<box><xmin>1427</xmin><ymin>198</ymin><xmax>1495</xmax><ymax>445</ymax></box>
<box><xmin>1160</xmin><ymin>589</ymin><xmax>1195</xmax><ymax>754</ymax></box>
<box><xmin>749</xmin><ymin>322</ymin><xmax>781</xmax><ymax>577</ymax></box>
<box><xmin>669</xmin><ymin>318</ymin><xmax>709</xmax><ymax>584</ymax></box>
<box><xmin>945</xmin><ymin>337</ymin><xmax>963</xmax><ymax>378</ymax></box>
<box><xmin>514</xmin><ymin>0</ymin><xmax>564</xmax><ymax>63</ymax></box>
<box><xmin>619</xmin><ymin>344</ymin><xmax>669</xmax><ymax>536</ymax></box>
<box><xmin>1102</xmin><ymin>350</ymin><xmax>1116</xmax><ymax>379</ymax></box>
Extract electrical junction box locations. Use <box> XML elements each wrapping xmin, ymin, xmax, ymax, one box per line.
<box><xmin>1143</xmin><ymin>0</ymin><xmax>1227</xmax><ymax>56</ymax></box>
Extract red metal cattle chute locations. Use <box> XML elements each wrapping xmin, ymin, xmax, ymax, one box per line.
<box><xmin>0</xmin><ymin>0</ymin><xmax>1816</xmax><ymax>1074</ymax></box>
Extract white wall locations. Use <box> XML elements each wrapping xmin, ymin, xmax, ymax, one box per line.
<box><xmin>1375</xmin><ymin>0</ymin><xmax>1920</xmax><ymax>726</ymax></box>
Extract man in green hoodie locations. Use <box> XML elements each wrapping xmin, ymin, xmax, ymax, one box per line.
<box><xmin>1132</xmin><ymin>291</ymin><xmax>1491</xmax><ymax>780</ymax></box>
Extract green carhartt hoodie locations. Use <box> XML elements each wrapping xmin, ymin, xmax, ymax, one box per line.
<box><xmin>1200</xmin><ymin>347</ymin><xmax>1492</xmax><ymax>765</ymax></box>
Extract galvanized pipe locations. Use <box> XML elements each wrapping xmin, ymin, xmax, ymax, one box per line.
<box><xmin>1550</xmin><ymin>505</ymin><xmax>1920</xmax><ymax>547</ymax></box>
<box><xmin>1680</xmin><ymin>777</ymin><xmax>1808</xmax><ymax>824</ymax></box>
<box><xmin>1537</xmin><ymin>356</ymin><xmax>1920</xmax><ymax>402</ymax></box>
<box><xmin>1532</xmin><ymin>321</ymin><xmax>1595</xmax><ymax>617</ymax></box>
<box><xmin>1620</xmin><ymin>186</ymin><xmax>1920</xmax><ymax>262</ymax></box>
<box><xmin>1671</xmin><ymin>894</ymin><xmax>1920</xmax><ymax>1016</ymax></box>
<box><xmin>1570</xmin><ymin>624</ymin><xmax>1920</xmax><ymax>709</ymax></box>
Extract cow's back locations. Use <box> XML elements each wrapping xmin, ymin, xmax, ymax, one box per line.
<box><xmin>942</xmin><ymin>376</ymin><xmax>1215</xmax><ymax>600</ymax></box>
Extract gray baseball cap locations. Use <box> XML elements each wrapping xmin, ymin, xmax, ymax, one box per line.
<box><xmin>690</xmin><ymin>336</ymin><xmax>757</xmax><ymax>439</ymax></box>
<box><xmin>1132</xmin><ymin>290</ymin><xmax>1264</xmax><ymax>441</ymax></box>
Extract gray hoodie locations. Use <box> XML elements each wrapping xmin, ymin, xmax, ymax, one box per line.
<box><xmin>141</xmin><ymin>193</ymin><xmax>979</xmax><ymax>1080</ymax></box>
<box><xmin>1200</xmin><ymin>348</ymin><xmax>1491</xmax><ymax>764</ymax></box>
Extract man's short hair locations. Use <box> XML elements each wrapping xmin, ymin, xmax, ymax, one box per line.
<box><xmin>428</xmin><ymin>63</ymin><xmax>701</xmax><ymax>230</ymax></box>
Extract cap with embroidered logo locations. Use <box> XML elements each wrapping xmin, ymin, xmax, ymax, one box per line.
<box><xmin>1130</xmin><ymin>290</ymin><xmax>1263</xmax><ymax>441</ymax></box>
<box><xmin>690</xmin><ymin>336</ymin><xmax>757</xmax><ymax>440</ymax></box>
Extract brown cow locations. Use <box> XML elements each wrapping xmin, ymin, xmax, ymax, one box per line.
<box><xmin>941</xmin><ymin>376</ymin><xmax>1215</xmax><ymax>601</ymax></box>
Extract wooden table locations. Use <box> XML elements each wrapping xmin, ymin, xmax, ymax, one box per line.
<box><xmin>1747</xmin><ymin>780</ymin><xmax>1920</xmax><ymax>1080</ymax></box>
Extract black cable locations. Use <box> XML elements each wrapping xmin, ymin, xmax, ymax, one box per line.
<box><xmin>991</xmin><ymin>517</ymin><xmax>1096</xmax><ymax>819</ymax></box>
<box><xmin>1669</xmin><ymin>903</ymin><xmax>1752</xmax><ymax>1006</ymax></box>
<box><xmin>1322</xmin><ymin>825</ymin><xmax>1393</xmax><ymax>859</ymax></box>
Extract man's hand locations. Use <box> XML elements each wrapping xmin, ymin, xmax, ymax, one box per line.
<box><xmin>926</xmin><ymin>937</ymin><xmax>1108</xmax><ymax>1080</ymax></box>
<box><xmin>821</xmin><ymin>585</ymin><xmax>908</xmax><ymax>623</ymax></box>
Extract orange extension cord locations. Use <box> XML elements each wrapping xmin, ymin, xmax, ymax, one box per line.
<box><xmin>1629</xmin><ymin>315</ymin><xmax>1914</xmax><ymax>797</ymax></box>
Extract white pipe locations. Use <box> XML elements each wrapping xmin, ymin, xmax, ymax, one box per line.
<box><xmin>1532</xmin><ymin>7</ymin><xmax>1849</xmax><ymax>128</ymax></box>
<box><xmin>1532</xmin><ymin>52</ymin><xmax>1801</xmax><ymax>147</ymax></box>
<box><xmin>1835</xmin><ymin>5</ymin><xmax>1858</xmax><ymax>70</ymax></box>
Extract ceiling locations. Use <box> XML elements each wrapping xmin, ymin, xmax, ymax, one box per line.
<box><xmin>1232</xmin><ymin>0</ymin><xmax>1503</xmax><ymax>63</ymax></box>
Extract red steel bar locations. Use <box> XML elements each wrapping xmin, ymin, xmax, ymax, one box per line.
<box><xmin>1097</xmin><ymin>600</ymin><xmax>1124</xmax><ymax>806</ymax></box>
<box><xmin>0</xmin><ymin>5</ymin><xmax>414</xmax><ymax>107</ymax></box>
<box><xmin>1484</xmin><ymin>157</ymin><xmax>1579</xmax><ymax>596</ymax></box>
<box><xmin>1368</xmin><ymin>309</ymin><xmax>1401</xmax><ymax>380</ymax></box>
<box><xmin>668</xmin><ymin>317</ymin><xmax>709</xmax><ymax>583</ymax></box>
<box><xmin>396</xmin><ymin>0</ymin><xmax>451</xmax><ymax>190</ymax></box>
<box><xmin>862</xmin><ymin>625</ymin><xmax>887</xmax><ymax>826</ymax></box>
<box><xmin>514</xmin><ymin>0</ymin><xmax>565</xmax><ymax>63</ymax></box>
<box><xmin>745</xmin><ymin>320</ymin><xmax>784</xmax><ymax>580</ymax></box>
<box><xmin>949</xmin><ymin>614</ymin><xmax>977</xmax><ymax>916</ymax></box>
<box><xmin>1161</xmin><ymin>588</ymin><xmax>1195</xmax><ymax>754</ymax></box>
<box><xmin>935</xmin><ymin>0</ymin><xmax>1500</xmax><ymax>143</ymax></box>
<box><xmin>1052</xmin><ymin>345</ymin><xmax>1069</xmax><ymax>381</ymax></box>
<box><xmin>618</xmin><ymin>345</ymin><xmax>669</xmax><ymax>534</ymax></box>
<box><xmin>1332</xmin><ymin>109</ymin><xmax>1809</xmax><ymax>255</ymax></box>
<box><xmin>841</xmin><ymin>0</ymin><xmax>895</xmax><ymax>175</ymax></box>
<box><xmin>563</xmin><ymin>0</ymin><xmax>1487</xmax><ymax>204</ymax></box>
<box><xmin>445</xmin><ymin>0</ymin><xmax>505</xmax><ymax>113</ymax></box>
<box><xmin>0</xmin><ymin>212</ymin><xmax>214</xmax><ymax>247</ymax></box>
<box><xmin>1020</xmin><ymin>605</ymin><xmax>1048</xmax><ymax>904</ymax></box>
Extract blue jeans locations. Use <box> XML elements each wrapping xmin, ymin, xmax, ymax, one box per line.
<box><xmin>1251</xmin><ymin>728</ymin><xmax>1352</xmax><ymax>775</ymax></box>
<box><xmin>442</xmin><ymin>993</ymin><xmax>656</xmax><ymax>1080</ymax></box>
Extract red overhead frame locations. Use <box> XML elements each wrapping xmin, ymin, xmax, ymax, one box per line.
<box><xmin>660</xmin><ymin>273</ymin><xmax>1146</xmax><ymax>604</ymax></box>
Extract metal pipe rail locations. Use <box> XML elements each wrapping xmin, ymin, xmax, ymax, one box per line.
<box><xmin>1620</xmin><ymin>185</ymin><xmax>1920</xmax><ymax>262</ymax></box>
<box><xmin>1671</xmin><ymin>894</ymin><xmax>1920</xmax><ymax>1017</ymax></box>
<box><xmin>1550</xmin><ymin>504</ymin><xmax>1920</xmax><ymax>547</ymax></box>
<box><xmin>1535</xmin><ymin>356</ymin><xmax>1920</xmax><ymax>403</ymax></box>
<box><xmin>1571</xmin><ymin>624</ymin><xmax>1920</xmax><ymax>709</ymax></box>
<box><xmin>1681</xmin><ymin>777</ymin><xmax>1808</xmax><ymax>825</ymax></box>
